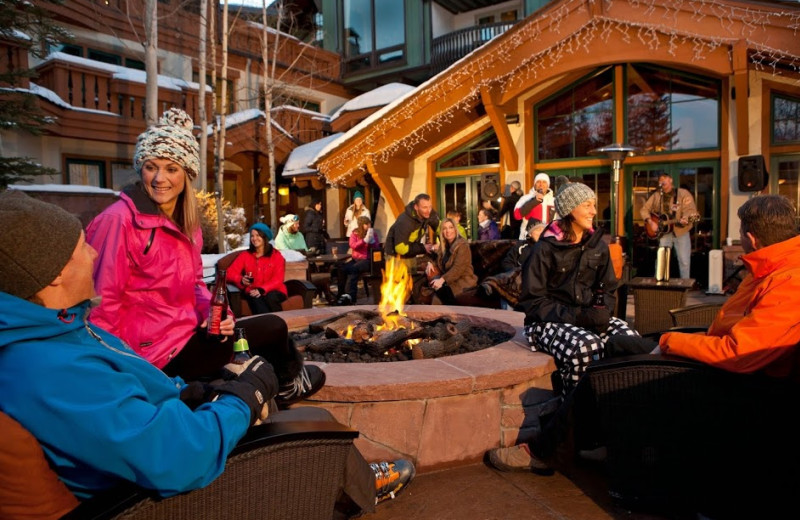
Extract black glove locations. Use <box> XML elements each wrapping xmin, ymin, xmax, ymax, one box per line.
<box><xmin>214</xmin><ymin>356</ymin><xmax>279</xmax><ymax>425</ymax></box>
<box><xmin>180</xmin><ymin>381</ymin><xmax>217</xmax><ymax>410</ymax></box>
<box><xmin>575</xmin><ymin>307</ymin><xmax>611</xmax><ymax>334</ymax></box>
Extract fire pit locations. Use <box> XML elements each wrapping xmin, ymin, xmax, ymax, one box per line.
<box><xmin>271</xmin><ymin>258</ymin><xmax>559</xmax><ymax>472</ymax></box>
<box><xmin>293</xmin><ymin>309</ymin><xmax>514</xmax><ymax>362</ymax></box>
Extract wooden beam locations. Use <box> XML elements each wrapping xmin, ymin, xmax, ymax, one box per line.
<box><xmin>732</xmin><ymin>40</ymin><xmax>750</xmax><ymax>156</ymax></box>
<box><xmin>366</xmin><ymin>155</ymin><xmax>404</xmax><ymax>218</ymax></box>
<box><xmin>480</xmin><ymin>87</ymin><xmax>518</xmax><ymax>171</ymax></box>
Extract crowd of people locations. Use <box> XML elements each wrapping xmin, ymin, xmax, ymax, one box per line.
<box><xmin>2</xmin><ymin>106</ymin><xmax>799</xmax><ymax>518</ymax></box>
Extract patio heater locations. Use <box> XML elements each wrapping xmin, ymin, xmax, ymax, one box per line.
<box><xmin>589</xmin><ymin>143</ymin><xmax>636</xmax><ymax>241</ymax></box>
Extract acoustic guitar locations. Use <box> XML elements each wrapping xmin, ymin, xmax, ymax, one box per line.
<box><xmin>646</xmin><ymin>213</ymin><xmax>700</xmax><ymax>239</ymax></box>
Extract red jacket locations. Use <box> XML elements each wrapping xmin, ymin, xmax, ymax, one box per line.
<box><xmin>661</xmin><ymin>235</ymin><xmax>800</xmax><ymax>379</ymax></box>
<box><xmin>226</xmin><ymin>249</ymin><xmax>287</xmax><ymax>297</ymax></box>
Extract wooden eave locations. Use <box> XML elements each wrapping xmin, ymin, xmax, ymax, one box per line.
<box><xmin>314</xmin><ymin>0</ymin><xmax>800</xmax><ymax>186</ymax></box>
<box><xmin>224</xmin><ymin>117</ymin><xmax>296</xmax><ymax>161</ymax></box>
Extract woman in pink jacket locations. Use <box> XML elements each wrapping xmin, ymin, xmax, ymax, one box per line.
<box><xmin>226</xmin><ymin>222</ymin><xmax>287</xmax><ymax>314</ymax></box>
<box><xmin>336</xmin><ymin>216</ymin><xmax>379</xmax><ymax>305</ymax></box>
<box><xmin>86</xmin><ymin>108</ymin><xmax>323</xmax><ymax>405</ymax></box>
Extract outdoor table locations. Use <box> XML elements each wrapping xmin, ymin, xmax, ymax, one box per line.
<box><xmin>310</xmin><ymin>253</ymin><xmax>352</xmax><ymax>270</ymax></box>
<box><xmin>627</xmin><ymin>277</ymin><xmax>695</xmax><ymax>336</ymax></box>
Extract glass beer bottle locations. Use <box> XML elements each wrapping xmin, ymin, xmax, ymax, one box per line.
<box><xmin>207</xmin><ymin>269</ymin><xmax>228</xmax><ymax>339</ymax></box>
<box><xmin>232</xmin><ymin>328</ymin><xmax>251</xmax><ymax>364</ymax></box>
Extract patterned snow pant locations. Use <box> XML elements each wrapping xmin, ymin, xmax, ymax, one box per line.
<box><xmin>524</xmin><ymin>318</ymin><xmax>639</xmax><ymax>395</ymax></box>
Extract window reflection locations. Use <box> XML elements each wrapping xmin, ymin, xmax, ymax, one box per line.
<box><xmin>776</xmin><ymin>157</ymin><xmax>800</xmax><ymax>226</ymax></box>
<box><xmin>626</xmin><ymin>65</ymin><xmax>720</xmax><ymax>152</ymax></box>
<box><xmin>536</xmin><ymin>68</ymin><xmax>613</xmax><ymax>160</ymax></box>
<box><xmin>772</xmin><ymin>95</ymin><xmax>800</xmax><ymax>144</ymax></box>
<box><xmin>344</xmin><ymin>0</ymin><xmax>405</xmax><ymax>72</ymax></box>
<box><xmin>438</xmin><ymin>131</ymin><xmax>500</xmax><ymax>169</ymax></box>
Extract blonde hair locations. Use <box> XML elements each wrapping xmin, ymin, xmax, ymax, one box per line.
<box><xmin>172</xmin><ymin>173</ymin><xmax>199</xmax><ymax>237</ymax></box>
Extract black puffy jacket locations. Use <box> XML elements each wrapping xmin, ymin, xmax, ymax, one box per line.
<box><xmin>517</xmin><ymin>224</ymin><xmax>617</xmax><ymax>326</ymax></box>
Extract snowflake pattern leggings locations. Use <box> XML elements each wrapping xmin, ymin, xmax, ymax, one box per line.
<box><xmin>524</xmin><ymin>318</ymin><xmax>639</xmax><ymax>395</ymax></box>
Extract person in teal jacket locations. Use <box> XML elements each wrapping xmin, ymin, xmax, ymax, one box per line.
<box><xmin>0</xmin><ymin>191</ymin><xmax>414</xmax><ymax>510</ymax></box>
<box><xmin>274</xmin><ymin>213</ymin><xmax>308</xmax><ymax>252</ymax></box>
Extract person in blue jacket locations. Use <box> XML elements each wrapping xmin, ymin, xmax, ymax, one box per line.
<box><xmin>0</xmin><ymin>190</ymin><xmax>414</xmax><ymax>511</ymax></box>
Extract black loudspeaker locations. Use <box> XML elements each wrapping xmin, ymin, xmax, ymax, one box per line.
<box><xmin>738</xmin><ymin>155</ymin><xmax>768</xmax><ymax>192</ymax></box>
<box><xmin>481</xmin><ymin>173</ymin><xmax>500</xmax><ymax>199</ymax></box>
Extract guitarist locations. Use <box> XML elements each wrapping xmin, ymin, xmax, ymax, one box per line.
<box><xmin>640</xmin><ymin>173</ymin><xmax>698</xmax><ymax>279</ymax></box>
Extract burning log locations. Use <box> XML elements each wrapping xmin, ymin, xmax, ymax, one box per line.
<box><xmin>412</xmin><ymin>333</ymin><xmax>465</xmax><ymax>359</ymax></box>
<box><xmin>372</xmin><ymin>327</ymin><xmax>427</xmax><ymax>353</ymax></box>
<box><xmin>308</xmin><ymin>310</ymin><xmax>380</xmax><ymax>333</ymax></box>
<box><xmin>323</xmin><ymin>317</ymin><xmax>372</xmax><ymax>340</ymax></box>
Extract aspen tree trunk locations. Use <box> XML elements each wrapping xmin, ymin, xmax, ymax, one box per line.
<box><xmin>197</xmin><ymin>0</ymin><xmax>208</xmax><ymax>191</ymax></box>
<box><xmin>214</xmin><ymin>1</ymin><xmax>230</xmax><ymax>252</ymax></box>
<box><xmin>144</xmin><ymin>0</ymin><xmax>158</xmax><ymax>125</ymax></box>
<box><xmin>260</xmin><ymin>0</ymin><xmax>279</xmax><ymax>231</ymax></box>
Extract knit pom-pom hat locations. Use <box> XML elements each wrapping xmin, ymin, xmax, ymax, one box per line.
<box><xmin>554</xmin><ymin>182</ymin><xmax>596</xmax><ymax>218</ymax></box>
<box><xmin>134</xmin><ymin>108</ymin><xmax>200</xmax><ymax>180</ymax></box>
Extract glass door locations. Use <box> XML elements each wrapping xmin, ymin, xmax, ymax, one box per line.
<box><xmin>437</xmin><ymin>175</ymin><xmax>484</xmax><ymax>240</ymax></box>
<box><xmin>624</xmin><ymin>160</ymin><xmax>719</xmax><ymax>283</ymax></box>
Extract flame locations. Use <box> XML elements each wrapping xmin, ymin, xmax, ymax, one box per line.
<box><xmin>344</xmin><ymin>324</ymin><xmax>354</xmax><ymax>340</ymax></box>
<box><xmin>376</xmin><ymin>257</ymin><xmax>413</xmax><ymax>331</ymax></box>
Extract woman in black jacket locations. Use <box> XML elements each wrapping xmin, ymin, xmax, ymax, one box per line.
<box><xmin>302</xmin><ymin>200</ymin><xmax>326</xmax><ymax>254</ymax></box>
<box><xmin>517</xmin><ymin>182</ymin><xmax>639</xmax><ymax>395</ymax></box>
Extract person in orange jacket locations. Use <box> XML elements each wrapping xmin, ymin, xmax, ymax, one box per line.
<box><xmin>656</xmin><ymin>194</ymin><xmax>800</xmax><ymax>379</ymax></box>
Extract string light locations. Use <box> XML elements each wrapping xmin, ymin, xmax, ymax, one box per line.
<box><xmin>316</xmin><ymin>0</ymin><xmax>800</xmax><ymax>182</ymax></box>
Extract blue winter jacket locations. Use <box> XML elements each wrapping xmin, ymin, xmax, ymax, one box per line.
<box><xmin>0</xmin><ymin>292</ymin><xmax>251</xmax><ymax>499</ymax></box>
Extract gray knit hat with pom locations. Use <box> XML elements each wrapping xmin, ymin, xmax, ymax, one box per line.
<box><xmin>134</xmin><ymin>108</ymin><xmax>200</xmax><ymax>180</ymax></box>
<box><xmin>0</xmin><ymin>190</ymin><xmax>83</xmax><ymax>300</ymax></box>
<box><xmin>554</xmin><ymin>182</ymin><xmax>596</xmax><ymax>217</ymax></box>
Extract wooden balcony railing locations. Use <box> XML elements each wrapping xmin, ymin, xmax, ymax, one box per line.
<box><xmin>431</xmin><ymin>21</ymin><xmax>518</xmax><ymax>75</ymax></box>
<box><xmin>270</xmin><ymin>106</ymin><xmax>327</xmax><ymax>145</ymax></box>
<box><xmin>34</xmin><ymin>54</ymin><xmax>204</xmax><ymax>125</ymax></box>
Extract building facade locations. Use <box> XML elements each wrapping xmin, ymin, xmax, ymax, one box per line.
<box><xmin>311</xmin><ymin>0</ymin><xmax>800</xmax><ymax>282</ymax></box>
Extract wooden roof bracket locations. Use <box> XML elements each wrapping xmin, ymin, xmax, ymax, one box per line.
<box><xmin>732</xmin><ymin>40</ymin><xmax>750</xmax><ymax>156</ymax></box>
<box><xmin>366</xmin><ymin>154</ymin><xmax>405</xmax><ymax>218</ymax></box>
<box><xmin>480</xmin><ymin>87</ymin><xmax>519</xmax><ymax>171</ymax></box>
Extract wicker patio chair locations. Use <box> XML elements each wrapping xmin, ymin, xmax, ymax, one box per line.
<box><xmin>583</xmin><ymin>354</ymin><xmax>800</xmax><ymax>517</ymax></box>
<box><xmin>668</xmin><ymin>302</ymin><xmax>723</xmax><ymax>328</ymax></box>
<box><xmin>61</xmin><ymin>420</ymin><xmax>359</xmax><ymax>520</ymax></box>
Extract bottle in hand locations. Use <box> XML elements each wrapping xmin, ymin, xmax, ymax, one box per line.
<box><xmin>592</xmin><ymin>282</ymin><xmax>605</xmax><ymax>308</ymax></box>
<box><xmin>231</xmin><ymin>328</ymin><xmax>251</xmax><ymax>364</ymax></box>
<box><xmin>208</xmin><ymin>268</ymin><xmax>228</xmax><ymax>339</ymax></box>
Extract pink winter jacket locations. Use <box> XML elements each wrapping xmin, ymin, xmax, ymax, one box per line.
<box><xmin>86</xmin><ymin>187</ymin><xmax>212</xmax><ymax>369</ymax></box>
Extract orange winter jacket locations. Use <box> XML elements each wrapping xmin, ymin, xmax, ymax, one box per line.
<box><xmin>660</xmin><ymin>234</ymin><xmax>800</xmax><ymax>379</ymax></box>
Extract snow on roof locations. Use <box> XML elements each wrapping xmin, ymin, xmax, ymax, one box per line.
<box><xmin>315</xmin><ymin>47</ymin><xmax>487</xmax><ymax>163</ymax></box>
<box><xmin>328</xmin><ymin>82</ymin><xmax>416</xmax><ymax>120</ymax></box>
<box><xmin>40</xmin><ymin>52</ymin><xmax>210</xmax><ymax>92</ymax></box>
<box><xmin>282</xmin><ymin>132</ymin><xmax>344</xmax><ymax>177</ymax></box>
<box><xmin>10</xmin><ymin>183</ymin><xmax>119</xmax><ymax>195</ymax></box>
<box><xmin>25</xmin><ymin>83</ymin><xmax>119</xmax><ymax>116</ymax></box>
<box><xmin>206</xmin><ymin>108</ymin><xmax>293</xmax><ymax>139</ymax></box>
<box><xmin>272</xmin><ymin>104</ymin><xmax>330</xmax><ymax>121</ymax></box>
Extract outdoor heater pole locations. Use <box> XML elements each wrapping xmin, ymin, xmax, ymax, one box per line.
<box><xmin>589</xmin><ymin>143</ymin><xmax>636</xmax><ymax>241</ymax></box>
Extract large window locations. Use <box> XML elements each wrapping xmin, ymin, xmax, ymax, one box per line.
<box><xmin>436</xmin><ymin>131</ymin><xmax>500</xmax><ymax>170</ymax></box>
<box><xmin>626</xmin><ymin>65</ymin><xmax>720</xmax><ymax>153</ymax></box>
<box><xmin>536</xmin><ymin>68</ymin><xmax>614</xmax><ymax>160</ymax></box>
<box><xmin>772</xmin><ymin>94</ymin><xmax>800</xmax><ymax>145</ymax></box>
<box><xmin>343</xmin><ymin>0</ymin><xmax>405</xmax><ymax>73</ymax></box>
<box><xmin>67</xmin><ymin>159</ymin><xmax>105</xmax><ymax>188</ymax></box>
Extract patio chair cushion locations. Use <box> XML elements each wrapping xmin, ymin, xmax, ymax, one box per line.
<box><xmin>0</xmin><ymin>412</ymin><xmax>79</xmax><ymax>520</ymax></box>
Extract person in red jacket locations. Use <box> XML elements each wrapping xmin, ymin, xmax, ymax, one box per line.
<box><xmin>656</xmin><ymin>194</ymin><xmax>800</xmax><ymax>378</ymax></box>
<box><xmin>226</xmin><ymin>223</ymin><xmax>287</xmax><ymax>314</ymax></box>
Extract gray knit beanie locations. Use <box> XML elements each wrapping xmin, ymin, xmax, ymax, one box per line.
<box><xmin>133</xmin><ymin>108</ymin><xmax>200</xmax><ymax>180</ymax></box>
<box><xmin>0</xmin><ymin>190</ymin><xmax>83</xmax><ymax>300</ymax></box>
<box><xmin>554</xmin><ymin>182</ymin><xmax>596</xmax><ymax>217</ymax></box>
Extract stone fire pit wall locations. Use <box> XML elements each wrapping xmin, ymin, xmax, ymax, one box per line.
<box><xmin>277</xmin><ymin>305</ymin><xmax>559</xmax><ymax>473</ymax></box>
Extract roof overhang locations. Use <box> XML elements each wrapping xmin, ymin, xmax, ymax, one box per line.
<box><xmin>313</xmin><ymin>0</ymin><xmax>800</xmax><ymax>186</ymax></box>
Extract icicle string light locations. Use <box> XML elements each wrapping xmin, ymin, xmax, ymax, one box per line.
<box><xmin>317</xmin><ymin>0</ymin><xmax>800</xmax><ymax>182</ymax></box>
